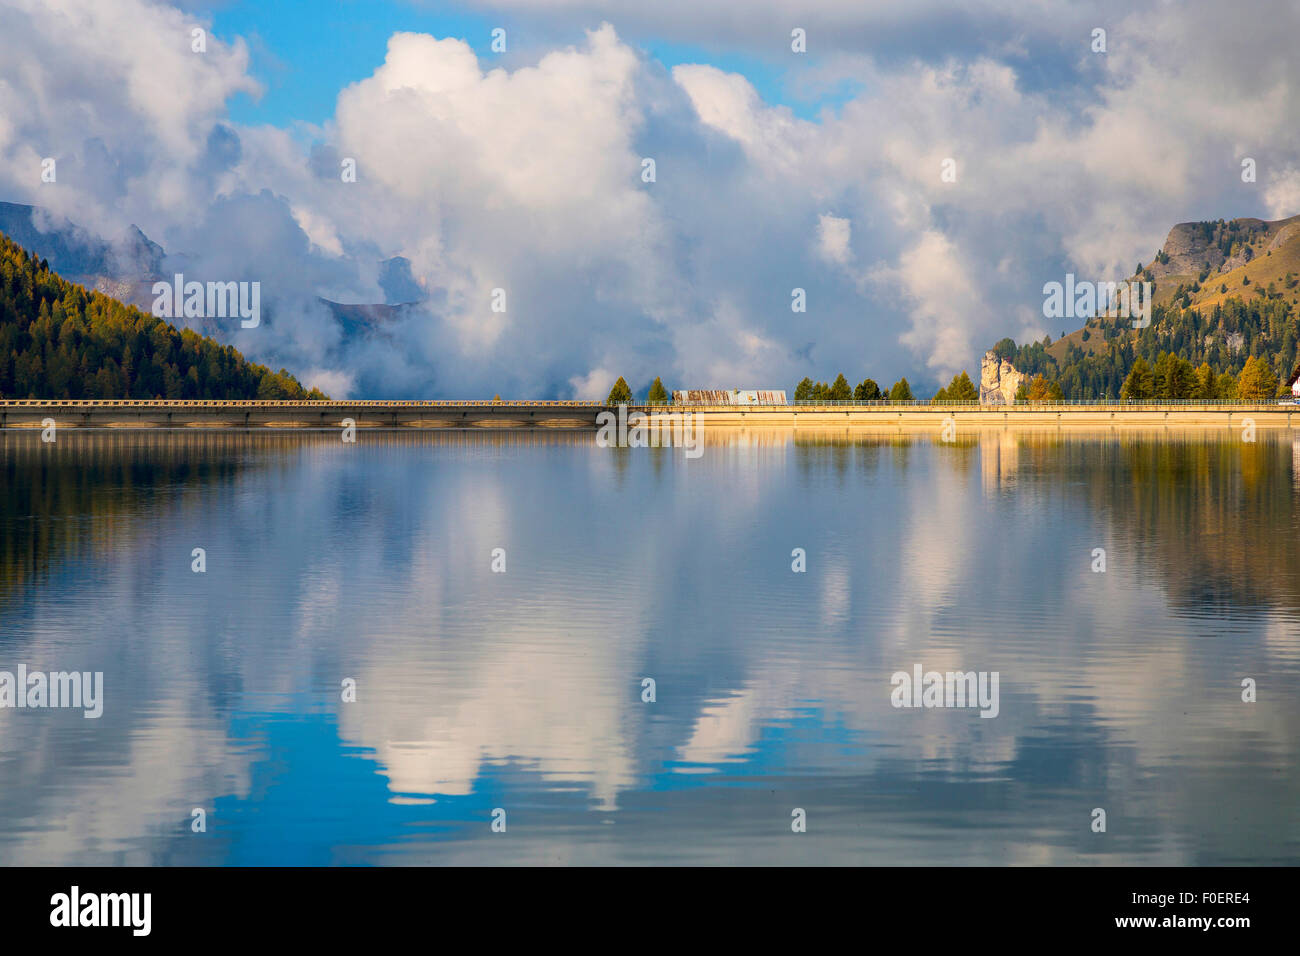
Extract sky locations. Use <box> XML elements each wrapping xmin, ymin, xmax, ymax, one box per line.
<box><xmin>2</xmin><ymin>0</ymin><xmax>1299</xmax><ymax>399</ymax></box>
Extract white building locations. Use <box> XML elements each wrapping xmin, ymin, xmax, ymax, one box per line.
<box><xmin>672</xmin><ymin>389</ymin><xmax>788</xmax><ymax>405</ymax></box>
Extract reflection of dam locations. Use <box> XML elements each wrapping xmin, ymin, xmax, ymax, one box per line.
<box><xmin>2</xmin><ymin>399</ymin><xmax>1298</xmax><ymax>429</ymax></box>
<box><xmin>0</xmin><ymin>399</ymin><xmax>603</xmax><ymax>428</ymax></box>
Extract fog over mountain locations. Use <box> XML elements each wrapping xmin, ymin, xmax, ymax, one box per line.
<box><xmin>2</xmin><ymin>0</ymin><xmax>1299</xmax><ymax>398</ymax></box>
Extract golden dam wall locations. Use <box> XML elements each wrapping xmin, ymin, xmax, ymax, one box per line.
<box><xmin>0</xmin><ymin>399</ymin><xmax>1297</xmax><ymax>430</ymax></box>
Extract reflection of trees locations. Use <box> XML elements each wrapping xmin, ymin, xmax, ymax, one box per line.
<box><xmin>1004</xmin><ymin>431</ymin><xmax>1300</xmax><ymax>612</ymax></box>
<box><xmin>0</xmin><ymin>431</ymin><xmax>254</xmax><ymax>599</ymax></box>
<box><xmin>793</xmin><ymin>435</ymin><xmax>890</xmax><ymax>482</ymax></box>
<box><xmin>772</xmin><ymin>425</ymin><xmax>1297</xmax><ymax>613</ymax></box>
<box><xmin>791</xmin><ymin>432</ymin><xmax>983</xmax><ymax>481</ymax></box>
<box><xmin>0</xmin><ymin>429</ymin><xmax>598</xmax><ymax>601</ymax></box>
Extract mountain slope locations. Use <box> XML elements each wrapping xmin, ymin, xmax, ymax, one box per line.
<box><xmin>992</xmin><ymin>213</ymin><xmax>1300</xmax><ymax>400</ymax></box>
<box><xmin>0</xmin><ymin>233</ymin><xmax>326</xmax><ymax>400</ymax></box>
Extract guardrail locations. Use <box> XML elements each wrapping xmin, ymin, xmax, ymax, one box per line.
<box><xmin>0</xmin><ymin>398</ymin><xmax>1293</xmax><ymax>410</ymax></box>
<box><xmin>653</xmin><ymin>400</ymin><xmax>1296</xmax><ymax>410</ymax></box>
<box><xmin>0</xmin><ymin>399</ymin><xmax>603</xmax><ymax>408</ymax></box>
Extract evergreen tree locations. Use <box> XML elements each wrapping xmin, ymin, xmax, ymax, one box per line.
<box><xmin>606</xmin><ymin>376</ymin><xmax>633</xmax><ymax>405</ymax></box>
<box><xmin>1216</xmin><ymin>372</ymin><xmax>1238</xmax><ymax>401</ymax></box>
<box><xmin>0</xmin><ymin>234</ymin><xmax>324</xmax><ymax>400</ymax></box>
<box><xmin>829</xmin><ymin>373</ymin><xmax>852</xmax><ymax>401</ymax></box>
<box><xmin>1121</xmin><ymin>357</ymin><xmax>1155</xmax><ymax>401</ymax></box>
<box><xmin>646</xmin><ymin>376</ymin><xmax>669</xmax><ymax>404</ymax></box>
<box><xmin>854</xmin><ymin>378</ymin><xmax>881</xmax><ymax>401</ymax></box>
<box><xmin>794</xmin><ymin>377</ymin><xmax>814</xmax><ymax>401</ymax></box>
<box><xmin>944</xmin><ymin>370</ymin><xmax>979</xmax><ymax>403</ymax></box>
<box><xmin>1191</xmin><ymin>362</ymin><xmax>1215</xmax><ymax>400</ymax></box>
<box><xmin>888</xmin><ymin>378</ymin><xmax>913</xmax><ymax>402</ymax></box>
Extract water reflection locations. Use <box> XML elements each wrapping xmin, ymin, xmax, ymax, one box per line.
<box><xmin>0</xmin><ymin>428</ymin><xmax>1296</xmax><ymax>865</ymax></box>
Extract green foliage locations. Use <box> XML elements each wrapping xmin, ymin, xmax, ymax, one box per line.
<box><xmin>1120</xmin><ymin>357</ymin><xmax>1154</xmax><ymax>401</ymax></box>
<box><xmin>606</xmin><ymin>376</ymin><xmax>633</xmax><ymax>405</ymax></box>
<box><xmin>940</xmin><ymin>370</ymin><xmax>979</xmax><ymax>403</ymax></box>
<box><xmin>1216</xmin><ymin>372</ymin><xmax>1238</xmax><ymax>401</ymax></box>
<box><xmin>795</xmin><ymin>373</ymin><xmax>849</xmax><ymax>401</ymax></box>
<box><xmin>646</xmin><ymin>376</ymin><xmax>669</xmax><ymax>404</ymax></box>
<box><xmin>992</xmin><ymin>337</ymin><xmax>1018</xmax><ymax>363</ymax></box>
<box><xmin>0</xmin><ymin>235</ymin><xmax>325</xmax><ymax>400</ymax></box>
<box><xmin>888</xmin><ymin>378</ymin><xmax>913</xmax><ymax>402</ymax></box>
<box><xmin>854</xmin><ymin>378</ymin><xmax>881</xmax><ymax>401</ymax></box>
<box><xmin>1152</xmin><ymin>351</ymin><xmax>1194</xmax><ymax>399</ymax></box>
<box><xmin>1191</xmin><ymin>362</ymin><xmax>1215</xmax><ymax>399</ymax></box>
<box><xmin>996</xmin><ymin>293</ymin><xmax>1300</xmax><ymax>401</ymax></box>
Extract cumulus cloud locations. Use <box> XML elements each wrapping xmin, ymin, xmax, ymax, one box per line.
<box><xmin>816</xmin><ymin>214</ymin><xmax>852</xmax><ymax>265</ymax></box>
<box><xmin>1</xmin><ymin>0</ymin><xmax>1299</xmax><ymax>397</ymax></box>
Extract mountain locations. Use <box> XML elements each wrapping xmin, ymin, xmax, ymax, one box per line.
<box><xmin>988</xmin><ymin>213</ymin><xmax>1300</xmax><ymax>400</ymax></box>
<box><xmin>0</xmin><ymin>199</ymin><xmax>425</xmax><ymax>331</ymax></box>
<box><xmin>0</xmin><ymin>232</ymin><xmax>325</xmax><ymax>400</ymax></box>
<box><xmin>0</xmin><ymin>202</ymin><xmax>165</xmax><ymax>311</ymax></box>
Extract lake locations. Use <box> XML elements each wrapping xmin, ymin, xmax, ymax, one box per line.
<box><xmin>1</xmin><ymin>427</ymin><xmax>1297</xmax><ymax>865</ymax></box>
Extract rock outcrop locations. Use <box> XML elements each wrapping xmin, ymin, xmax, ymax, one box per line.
<box><xmin>1148</xmin><ymin>216</ymin><xmax>1290</xmax><ymax>280</ymax></box>
<box><xmin>980</xmin><ymin>350</ymin><xmax>1025</xmax><ymax>405</ymax></box>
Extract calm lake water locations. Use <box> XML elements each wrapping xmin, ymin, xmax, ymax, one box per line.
<box><xmin>1</xmin><ymin>427</ymin><xmax>1297</xmax><ymax>865</ymax></box>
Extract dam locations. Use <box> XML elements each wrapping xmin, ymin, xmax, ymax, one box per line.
<box><xmin>1</xmin><ymin>399</ymin><xmax>1298</xmax><ymax>430</ymax></box>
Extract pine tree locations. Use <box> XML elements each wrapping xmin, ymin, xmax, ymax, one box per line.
<box><xmin>888</xmin><ymin>378</ymin><xmax>913</xmax><ymax>402</ymax></box>
<box><xmin>1121</xmin><ymin>357</ymin><xmax>1154</xmax><ymax>400</ymax></box>
<box><xmin>0</xmin><ymin>234</ymin><xmax>324</xmax><ymax>400</ymax></box>
<box><xmin>1192</xmin><ymin>362</ymin><xmax>1215</xmax><ymax>400</ymax></box>
<box><xmin>606</xmin><ymin>376</ymin><xmax>633</xmax><ymax>404</ymax></box>
<box><xmin>945</xmin><ymin>370</ymin><xmax>979</xmax><ymax>403</ymax></box>
<box><xmin>646</xmin><ymin>376</ymin><xmax>669</xmax><ymax>404</ymax></box>
<box><xmin>854</xmin><ymin>378</ymin><xmax>881</xmax><ymax>401</ymax></box>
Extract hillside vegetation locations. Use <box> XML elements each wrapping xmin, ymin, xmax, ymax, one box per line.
<box><xmin>0</xmin><ymin>233</ymin><xmax>325</xmax><ymax>400</ymax></box>
<box><xmin>999</xmin><ymin>214</ymin><xmax>1300</xmax><ymax>400</ymax></box>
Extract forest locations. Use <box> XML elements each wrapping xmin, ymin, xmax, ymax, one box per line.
<box><xmin>0</xmin><ymin>234</ymin><xmax>326</xmax><ymax>400</ymax></box>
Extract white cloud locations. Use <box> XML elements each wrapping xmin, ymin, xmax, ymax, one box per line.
<box><xmin>816</xmin><ymin>213</ymin><xmax>852</xmax><ymax>265</ymax></box>
<box><xmin>2</xmin><ymin>0</ymin><xmax>1300</xmax><ymax>399</ymax></box>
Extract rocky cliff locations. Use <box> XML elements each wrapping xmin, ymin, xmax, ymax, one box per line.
<box><xmin>1146</xmin><ymin>216</ymin><xmax>1300</xmax><ymax>280</ymax></box>
<box><xmin>980</xmin><ymin>350</ymin><xmax>1026</xmax><ymax>405</ymax></box>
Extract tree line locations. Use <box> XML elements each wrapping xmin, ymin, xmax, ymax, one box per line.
<box><xmin>602</xmin><ymin>372</ymin><xmax>989</xmax><ymax>404</ymax></box>
<box><xmin>993</xmin><ymin>291</ymin><xmax>1299</xmax><ymax>401</ymax></box>
<box><xmin>0</xmin><ymin>234</ymin><xmax>327</xmax><ymax>400</ymax></box>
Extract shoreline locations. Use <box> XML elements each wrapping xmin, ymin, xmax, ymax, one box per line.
<box><xmin>1</xmin><ymin>399</ymin><xmax>1297</xmax><ymax>430</ymax></box>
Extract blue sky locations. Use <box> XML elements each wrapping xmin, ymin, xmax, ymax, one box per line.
<box><xmin>214</xmin><ymin>0</ymin><xmax>857</xmax><ymax>128</ymax></box>
<box><xmin>3</xmin><ymin>0</ymin><xmax>1297</xmax><ymax>399</ymax></box>
<box><xmin>215</xmin><ymin>0</ymin><xmax>496</xmax><ymax>128</ymax></box>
